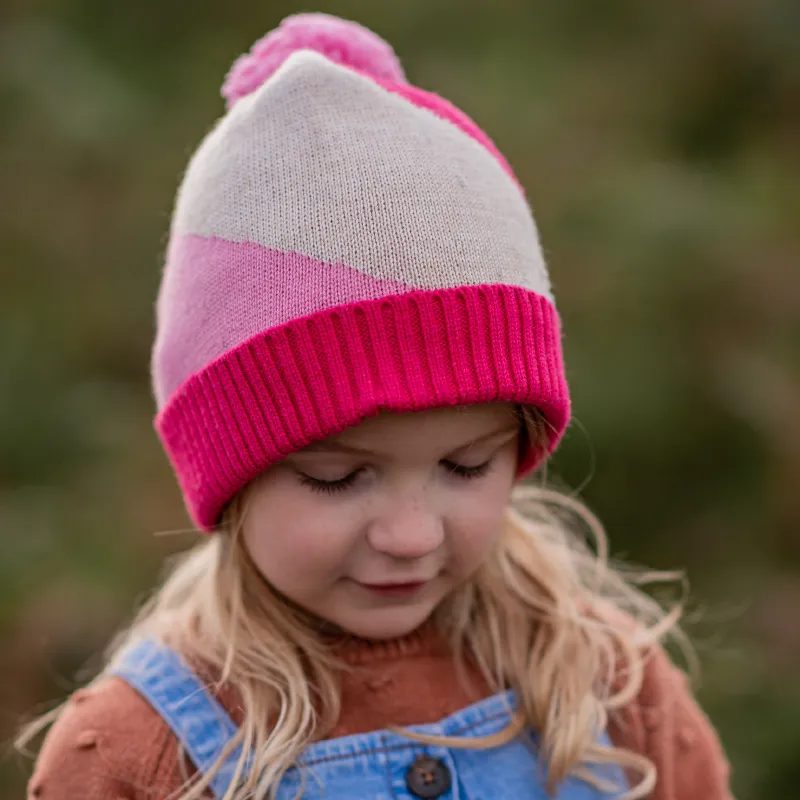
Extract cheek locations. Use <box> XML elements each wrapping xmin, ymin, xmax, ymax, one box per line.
<box><xmin>448</xmin><ymin>461</ymin><xmax>516</xmax><ymax>566</ymax></box>
<box><xmin>449</xmin><ymin>501</ymin><xmax>505</xmax><ymax>564</ymax></box>
<box><xmin>242</xmin><ymin>475</ymin><xmax>360</xmax><ymax>589</ymax></box>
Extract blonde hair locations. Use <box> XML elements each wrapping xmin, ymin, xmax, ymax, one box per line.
<box><xmin>18</xmin><ymin>406</ymin><xmax>690</xmax><ymax>799</ymax></box>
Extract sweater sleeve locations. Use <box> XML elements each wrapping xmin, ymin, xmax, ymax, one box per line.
<box><xmin>608</xmin><ymin>642</ymin><xmax>734</xmax><ymax>800</ymax></box>
<box><xmin>27</xmin><ymin>677</ymin><xmax>178</xmax><ymax>800</ymax></box>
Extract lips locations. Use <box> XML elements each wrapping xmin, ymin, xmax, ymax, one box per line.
<box><xmin>358</xmin><ymin>581</ymin><xmax>428</xmax><ymax>598</ymax></box>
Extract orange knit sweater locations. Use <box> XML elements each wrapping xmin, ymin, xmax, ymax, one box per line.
<box><xmin>28</xmin><ymin>623</ymin><xmax>732</xmax><ymax>799</ymax></box>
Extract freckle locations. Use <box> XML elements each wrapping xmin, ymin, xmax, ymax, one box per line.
<box><xmin>76</xmin><ymin>730</ymin><xmax>98</xmax><ymax>749</ymax></box>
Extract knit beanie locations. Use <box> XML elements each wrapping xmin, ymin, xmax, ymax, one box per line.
<box><xmin>152</xmin><ymin>13</ymin><xmax>571</xmax><ymax>532</ymax></box>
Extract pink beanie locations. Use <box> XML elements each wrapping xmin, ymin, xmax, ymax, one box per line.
<box><xmin>152</xmin><ymin>13</ymin><xmax>571</xmax><ymax>531</ymax></box>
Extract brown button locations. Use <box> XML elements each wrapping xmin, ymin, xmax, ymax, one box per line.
<box><xmin>406</xmin><ymin>755</ymin><xmax>451</xmax><ymax>799</ymax></box>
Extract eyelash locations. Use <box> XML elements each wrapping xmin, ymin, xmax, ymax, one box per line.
<box><xmin>298</xmin><ymin>460</ymin><xmax>493</xmax><ymax>495</ymax></box>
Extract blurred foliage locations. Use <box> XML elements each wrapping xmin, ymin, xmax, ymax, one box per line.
<box><xmin>1</xmin><ymin>1</ymin><xmax>799</xmax><ymax>797</ymax></box>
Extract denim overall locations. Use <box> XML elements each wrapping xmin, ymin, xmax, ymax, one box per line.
<box><xmin>111</xmin><ymin>639</ymin><xmax>627</xmax><ymax>799</ymax></box>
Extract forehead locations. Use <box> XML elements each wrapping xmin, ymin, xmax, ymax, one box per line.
<box><xmin>302</xmin><ymin>403</ymin><xmax>520</xmax><ymax>458</ymax></box>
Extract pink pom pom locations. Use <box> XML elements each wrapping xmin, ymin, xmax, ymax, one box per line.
<box><xmin>221</xmin><ymin>13</ymin><xmax>407</xmax><ymax>109</ymax></box>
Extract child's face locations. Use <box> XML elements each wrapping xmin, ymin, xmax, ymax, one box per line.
<box><xmin>242</xmin><ymin>403</ymin><xmax>521</xmax><ymax>640</ymax></box>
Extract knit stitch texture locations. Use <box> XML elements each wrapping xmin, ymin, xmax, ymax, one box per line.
<box><xmin>152</xmin><ymin>17</ymin><xmax>570</xmax><ymax>530</ymax></box>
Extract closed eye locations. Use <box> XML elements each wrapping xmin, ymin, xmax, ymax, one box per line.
<box><xmin>441</xmin><ymin>460</ymin><xmax>493</xmax><ymax>480</ymax></box>
<box><xmin>298</xmin><ymin>469</ymin><xmax>362</xmax><ymax>495</ymax></box>
<box><xmin>297</xmin><ymin>459</ymin><xmax>493</xmax><ymax>495</ymax></box>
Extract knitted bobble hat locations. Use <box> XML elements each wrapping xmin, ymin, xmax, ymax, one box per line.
<box><xmin>152</xmin><ymin>13</ymin><xmax>571</xmax><ymax>531</ymax></box>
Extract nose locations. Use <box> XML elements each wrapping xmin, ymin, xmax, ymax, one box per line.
<box><xmin>366</xmin><ymin>494</ymin><xmax>445</xmax><ymax>561</ymax></box>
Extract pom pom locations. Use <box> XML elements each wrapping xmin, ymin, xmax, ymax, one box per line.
<box><xmin>222</xmin><ymin>13</ymin><xmax>407</xmax><ymax>109</ymax></box>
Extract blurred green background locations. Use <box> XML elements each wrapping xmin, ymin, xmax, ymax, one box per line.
<box><xmin>2</xmin><ymin>1</ymin><xmax>798</xmax><ymax>797</ymax></box>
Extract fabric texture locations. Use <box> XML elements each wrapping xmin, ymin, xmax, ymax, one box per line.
<box><xmin>105</xmin><ymin>638</ymin><xmax>628</xmax><ymax>799</ymax></box>
<box><xmin>151</xmin><ymin>13</ymin><xmax>571</xmax><ymax>530</ymax></box>
<box><xmin>27</xmin><ymin>622</ymin><xmax>733</xmax><ymax>800</ymax></box>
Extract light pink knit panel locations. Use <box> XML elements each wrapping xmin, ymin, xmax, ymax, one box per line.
<box><xmin>153</xmin><ymin>235</ymin><xmax>412</xmax><ymax>407</ymax></box>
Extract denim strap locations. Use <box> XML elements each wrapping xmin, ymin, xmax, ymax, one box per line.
<box><xmin>108</xmin><ymin>638</ymin><xmax>249</xmax><ymax>799</ymax></box>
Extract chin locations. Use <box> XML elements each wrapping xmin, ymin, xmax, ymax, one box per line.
<box><xmin>339</xmin><ymin>605</ymin><xmax>434</xmax><ymax>640</ymax></box>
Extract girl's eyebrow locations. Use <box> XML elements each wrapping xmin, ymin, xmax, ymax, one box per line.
<box><xmin>299</xmin><ymin>424</ymin><xmax>519</xmax><ymax>458</ymax></box>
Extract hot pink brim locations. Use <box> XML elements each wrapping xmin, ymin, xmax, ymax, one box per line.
<box><xmin>156</xmin><ymin>284</ymin><xmax>570</xmax><ymax>531</ymax></box>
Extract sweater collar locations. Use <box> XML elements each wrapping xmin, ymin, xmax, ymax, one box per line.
<box><xmin>324</xmin><ymin>616</ymin><xmax>448</xmax><ymax>665</ymax></box>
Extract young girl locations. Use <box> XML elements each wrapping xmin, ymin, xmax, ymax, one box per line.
<box><xmin>20</xmin><ymin>13</ymin><xmax>733</xmax><ymax>800</ymax></box>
